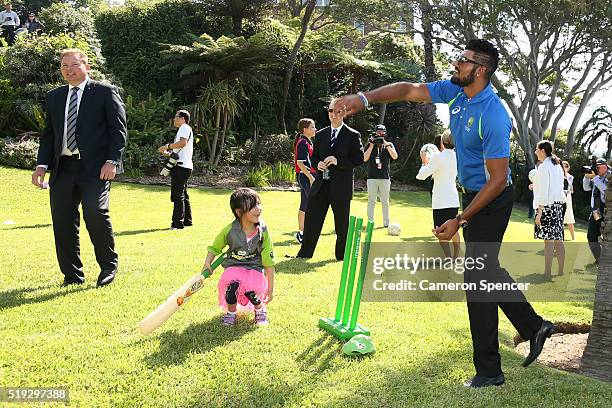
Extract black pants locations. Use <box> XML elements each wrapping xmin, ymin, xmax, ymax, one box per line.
<box><xmin>50</xmin><ymin>157</ymin><xmax>118</xmax><ymax>283</ymax></box>
<box><xmin>462</xmin><ymin>186</ymin><xmax>543</xmax><ymax>377</ymax></box>
<box><xmin>298</xmin><ymin>182</ymin><xmax>351</xmax><ymax>260</ymax></box>
<box><xmin>170</xmin><ymin>166</ymin><xmax>192</xmax><ymax>228</ymax></box>
<box><xmin>587</xmin><ymin>214</ymin><xmax>602</xmax><ymax>261</ymax></box>
<box><xmin>1</xmin><ymin>25</ymin><xmax>16</xmax><ymax>45</ymax></box>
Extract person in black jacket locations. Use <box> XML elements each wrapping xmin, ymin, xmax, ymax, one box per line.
<box><xmin>297</xmin><ymin>100</ymin><xmax>363</xmax><ymax>261</ymax></box>
<box><xmin>31</xmin><ymin>48</ymin><xmax>127</xmax><ymax>287</ymax></box>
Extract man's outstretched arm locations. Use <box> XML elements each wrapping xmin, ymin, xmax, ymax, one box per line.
<box><xmin>333</xmin><ymin>83</ymin><xmax>432</xmax><ymax>117</ymax></box>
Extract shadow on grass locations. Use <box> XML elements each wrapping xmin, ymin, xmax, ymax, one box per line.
<box><xmin>115</xmin><ymin>228</ymin><xmax>168</xmax><ymax>237</ymax></box>
<box><xmin>143</xmin><ymin>315</ymin><xmax>256</xmax><ymax>367</ymax></box>
<box><xmin>297</xmin><ymin>333</ymin><xmax>343</xmax><ymax>373</ymax></box>
<box><xmin>4</xmin><ymin>223</ymin><xmax>52</xmax><ymax>230</ymax></box>
<box><xmin>0</xmin><ymin>284</ymin><xmax>91</xmax><ymax>310</ymax></box>
<box><xmin>274</xmin><ymin>257</ymin><xmax>339</xmax><ymax>274</ymax></box>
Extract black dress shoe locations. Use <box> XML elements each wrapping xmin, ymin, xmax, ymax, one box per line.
<box><xmin>97</xmin><ymin>270</ymin><xmax>116</xmax><ymax>287</ymax></box>
<box><xmin>523</xmin><ymin>320</ymin><xmax>555</xmax><ymax>367</ymax></box>
<box><xmin>463</xmin><ymin>373</ymin><xmax>505</xmax><ymax>388</ymax></box>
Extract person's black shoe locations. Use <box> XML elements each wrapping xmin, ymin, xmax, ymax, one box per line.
<box><xmin>97</xmin><ymin>270</ymin><xmax>116</xmax><ymax>287</ymax></box>
<box><xmin>522</xmin><ymin>320</ymin><xmax>555</xmax><ymax>367</ymax></box>
<box><xmin>61</xmin><ymin>279</ymin><xmax>84</xmax><ymax>287</ymax></box>
<box><xmin>184</xmin><ymin>222</ymin><xmax>193</xmax><ymax>227</ymax></box>
<box><xmin>463</xmin><ymin>373</ymin><xmax>505</xmax><ymax>388</ymax></box>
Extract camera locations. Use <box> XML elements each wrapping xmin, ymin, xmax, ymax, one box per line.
<box><xmin>160</xmin><ymin>152</ymin><xmax>180</xmax><ymax>176</ymax></box>
<box><xmin>581</xmin><ymin>156</ymin><xmax>597</xmax><ymax>174</ymax></box>
<box><xmin>370</xmin><ymin>136</ymin><xmax>385</xmax><ymax>146</ymax></box>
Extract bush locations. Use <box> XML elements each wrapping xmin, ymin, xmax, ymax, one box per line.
<box><xmin>124</xmin><ymin>91</ymin><xmax>176</xmax><ymax>146</ymax></box>
<box><xmin>95</xmin><ymin>0</ymin><xmax>231</xmax><ymax>96</ymax></box>
<box><xmin>243</xmin><ymin>162</ymin><xmax>296</xmax><ymax>187</ymax></box>
<box><xmin>122</xmin><ymin>143</ymin><xmax>165</xmax><ymax>176</ymax></box>
<box><xmin>0</xmin><ymin>79</ymin><xmax>18</xmax><ymax>136</ymax></box>
<box><xmin>244</xmin><ymin>166</ymin><xmax>270</xmax><ymax>187</ymax></box>
<box><xmin>269</xmin><ymin>162</ymin><xmax>295</xmax><ymax>184</ymax></box>
<box><xmin>0</xmin><ymin>137</ymin><xmax>39</xmax><ymax>169</ymax></box>
<box><xmin>39</xmin><ymin>3</ymin><xmax>97</xmax><ymax>40</ymax></box>
<box><xmin>238</xmin><ymin>133</ymin><xmax>294</xmax><ymax>166</ymax></box>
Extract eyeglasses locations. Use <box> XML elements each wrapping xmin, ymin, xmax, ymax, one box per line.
<box><xmin>455</xmin><ymin>55</ymin><xmax>483</xmax><ymax>66</ymax></box>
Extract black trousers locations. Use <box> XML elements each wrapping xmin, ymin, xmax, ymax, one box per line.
<box><xmin>587</xmin><ymin>214</ymin><xmax>602</xmax><ymax>261</ymax></box>
<box><xmin>297</xmin><ymin>182</ymin><xmax>351</xmax><ymax>260</ymax></box>
<box><xmin>50</xmin><ymin>157</ymin><xmax>118</xmax><ymax>283</ymax></box>
<box><xmin>462</xmin><ymin>186</ymin><xmax>543</xmax><ymax>377</ymax></box>
<box><xmin>1</xmin><ymin>25</ymin><xmax>16</xmax><ymax>45</ymax></box>
<box><xmin>170</xmin><ymin>166</ymin><xmax>192</xmax><ymax>228</ymax></box>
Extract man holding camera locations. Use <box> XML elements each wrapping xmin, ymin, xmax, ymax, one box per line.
<box><xmin>158</xmin><ymin>110</ymin><xmax>193</xmax><ymax>230</ymax></box>
<box><xmin>582</xmin><ymin>158</ymin><xmax>610</xmax><ymax>262</ymax></box>
<box><xmin>363</xmin><ymin>124</ymin><xmax>398</xmax><ymax>227</ymax></box>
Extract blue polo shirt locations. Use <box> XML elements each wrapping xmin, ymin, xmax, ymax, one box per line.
<box><xmin>426</xmin><ymin>80</ymin><xmax>512</xmax><ymax>191</ymax></box>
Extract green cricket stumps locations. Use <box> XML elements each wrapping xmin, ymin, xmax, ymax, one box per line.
<box><xmin>319</xmin><ymin>217</ymin><xmax>372</xmax><ymax>341</ymax></box>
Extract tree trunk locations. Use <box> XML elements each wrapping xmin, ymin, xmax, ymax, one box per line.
<box><xmin>419</xmin><ymin>0</ymin><xmax>435</xmax><ymax>82</ymax></box>
<box><xmin>378</xmin><ymin>103</ymin><xmax>387</xmax><ymax>124</ymax></box>
<box><xmin>214</xmin><ymin>108</ymin><xmax>230</xmax><ymax>167</ymax></box>
<box><xmin>210</xmin><ymin>105</ymin><xmax>222</xmax><ymax>164</ymax></box>
<box><xmin>279</xmin><ymin>0</ymin><xmax>317</xmax><ymax>134</ymax></box>
<box><xmin>581</xmin><ymin>172</ymin><xmax>612</xmax><ymax>382</ymax></box>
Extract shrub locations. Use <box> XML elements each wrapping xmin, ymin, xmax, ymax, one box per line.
<box><xmin>95</xmin><ymin>0</ymin><xmax>231</xmax><ymax>96</ymax></box>
<box><xmin>269</xmin><ymin>162</ymin><xmax>295</xmax><ymax>184</ymax></box>
<box><xmin>0</xmin><ymin>137</ymin><xmax>39</xmax><ymax>169</ymax></box>
<box><xmin>244</xmin><ymin>166</ymin><xmax>271</xmax><ymax>187</ymax></box>
<box><xmin>124</xmin><ymin>91</ymin><xmax>176</xmax><ymax>146</ymax></box>
<box><xmin>122</xmin><ymin>143</ymin><xmax>165</xmax><ymax>176</ymax></box>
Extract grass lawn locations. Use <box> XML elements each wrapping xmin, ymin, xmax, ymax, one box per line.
<box><xmin>1</xmin><ymin>166</ymin><xmax>610</xmax><ymax>407</ymax></box>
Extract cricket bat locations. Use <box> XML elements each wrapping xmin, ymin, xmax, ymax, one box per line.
<box><xmin>138</xmin><ymin>255</ymin><xmax>225</xmax><ymax>335</ymax></box>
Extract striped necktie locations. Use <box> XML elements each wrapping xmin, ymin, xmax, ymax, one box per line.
<box><xmin>330</xmin><ymin>128</ymin><xmax>338</xmax><ymax>149</ymax></box>
<box><xmin>66</xmin><ymin>87</ymin><xmax>79</xmax><ymax>153</ymax></box>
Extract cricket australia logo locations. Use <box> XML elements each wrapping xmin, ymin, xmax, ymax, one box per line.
<box><xmin>465</xmin><ymin>116</ymin><xmax>474</xmax><ymax>132</ymax></box>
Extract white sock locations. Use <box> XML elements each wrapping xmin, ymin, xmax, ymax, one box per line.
<box><xmin>299</xmin><ymin>230</ymin><xmax>303</xmax><ymax>234</ymax></box>
<box><xmin>227</xmin><ymin>310</ymin><xmax>236</xmax><ymax>315</ymax></box>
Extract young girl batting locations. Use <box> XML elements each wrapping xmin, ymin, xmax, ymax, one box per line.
<box><xmin>204</xmin><ymin>188</ymin><xmax>275</xmax><ymax>325</ymax></box>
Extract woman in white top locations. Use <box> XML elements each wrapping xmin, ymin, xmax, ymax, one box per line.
<box><xmin>533</xmin><ymin>140</ymin><xmax>565</xmax><ymax>277</ymax></box>
<box><xmin>562</xmin><ymin>161</ymin><xmax>575</xmax><ymax>240</ymax></box>
<box><xmin>416</xmin><ymin>130</ymin><xmax>460</xmax><ymax>258</ymax></box>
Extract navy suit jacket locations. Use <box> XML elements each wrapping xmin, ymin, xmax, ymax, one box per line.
<box><xmin>310</xmin><ymin>124</ymin><xmax>363</xmax><ymax>200</ymax></box>
<box><xmin>37</xmin><ymin>79</ymin><xmax>127</xmax><ymax>184</ymax></box>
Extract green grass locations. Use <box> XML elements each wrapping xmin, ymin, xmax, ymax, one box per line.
<box><xmin>0</xmin><ymin>166</ymin><xmax>610</xmax><ymax>407</ymax></box>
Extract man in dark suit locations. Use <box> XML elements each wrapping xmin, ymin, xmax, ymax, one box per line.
<box><xmin>297</xmin><ymin>100</ymin><xmax>363</xmax><ymax>260</ymax></box>
<box><xmin>31</xmin><ymin>48</ymin><xmax>127</xmax><ymax>287</ymax></box>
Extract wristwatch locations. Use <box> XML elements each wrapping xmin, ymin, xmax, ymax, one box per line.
<box><xmin>106</xmin><ymin>159</ymin><xmax>119</xmax><ymax>166</ymax></box>
<box><xmin>455</xmin><ymin>214</ymin><xmax>468</xmax><ymax>228</ymax></box>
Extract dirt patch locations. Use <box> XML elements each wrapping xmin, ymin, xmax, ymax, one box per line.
<box><xmin>514</xmin><ymin>322</ymin><xmax>591</xmax><ymax>374</ymax></box>
<box><xmin>115</xmin><ymin>167</ymin><xmax>427</xmax><ymax>193</ymax></box>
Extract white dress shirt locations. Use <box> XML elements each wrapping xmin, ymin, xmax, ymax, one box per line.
<box><xmin>416</xmin><ymin>148</ymin><xmax>460</xmax><ymax>209</ymax></box>
<box><xmin>533</xmin><ymin>157</ymin><xmax>566</xmax><ymax>207</ymax></box>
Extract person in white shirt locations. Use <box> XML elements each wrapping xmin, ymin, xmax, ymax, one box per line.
<box><xmin>158</xmin><ymin>110</ymin><xmax>194</xmax><ymax>229</ymax></box>
<box><xmin>582</xmin><ymin>157</ymin><xmax>610</xmax><ymax>262</ymax></box>
<box><xmin>561</xmin><ymin>161</ymin><xmax>575</xmax><ymax>240</ymax></box>
<box><xmin>533</xmin><ymin>140</ymin><xmax>565</xmax><ymax>277</ymax></box>
<box><xmin>416</xmin><ymin>130</ymin><xmax>460</xmax><ymax>258</ymax></box>
<box><xmin>1</xmin><ymin>3</ymin><xmax>20</xmax><ymax>45</ymax></box>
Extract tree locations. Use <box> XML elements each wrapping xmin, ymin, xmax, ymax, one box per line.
<box><xmin>581</xmin><ymin>173</ymin><xmax>612</xmax><ymax>382</ymax></box>
<box><xmin>202</xmin><ymin>0</ymin><xmax>276</xmax><ymax>37</ymax></box>
<box><xmin>278</xmin><ymin>0</ymin><xmax>316</xmax><ymax>133</ymax></box>
<box><xmin>577</xmin><ymin>106</ymin><xmax>612</xmax><ymax>160</ymax></box>
<box><xmin>162</xmin><ymin>30</ymin><xmax>284</xmax><ymax>164</ymax></box>
<box><xmin>426</xmin><ymin>0</ymin><xmax>612</xmax><ymax>168</ymax></box>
